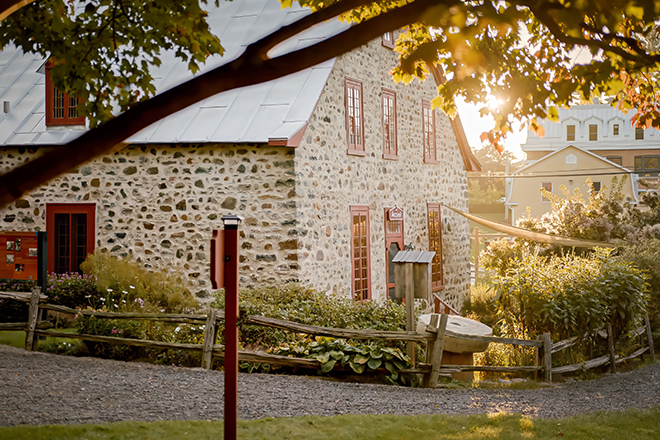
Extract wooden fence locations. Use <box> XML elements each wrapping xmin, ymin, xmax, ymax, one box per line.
<box><xmin>1</xmin><ymin>288</ymin><xmax>655</xmax><ymax>386</ymax></box>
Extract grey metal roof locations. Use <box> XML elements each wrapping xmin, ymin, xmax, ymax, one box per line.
<box><xmin>0</xmin><ymin>0</ymin><xmax>348</xmax><ymax>146</ymax></box>
<box><xmin>392</xmin><ymin>251</ymin><xmax>436</xmax><ymax>264</ymax></box>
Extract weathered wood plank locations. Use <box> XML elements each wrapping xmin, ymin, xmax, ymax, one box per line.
<box><xmin>607</xmin><ymin>323</ymin><xmax>616</xmax><ymax>373</ymax></box>
<box><xmin>35</xmin><ymin>330</ymin><xmax>203</xmax><ymax>352</ymax></box>
<box><xmin>0</xmin><ymin>291</ymin><xmax>48</xmax><ymax>302</ymax></box>
<box><xmin>41</xmin><ymin>304</ymin><xmax>207</xmax><ymax>324</ymax></box>
<box><xmin>645</xmin><ymin>313</ymin><xmax>655</xmax><ymax>361</ymax></box>
<box><xmin>429</xmin><ymin>313</ymin><xmax>448</xmax><ymax>388</ymax></box>
<box><xmin>551</xmin><ymin>336</ymin><xmax>578</xmax><ymax>354</ymax></box>
<box><xmin>211</xmin><ymin>345</ymin><xmax>321</xmax><ymax>369</ymax></box>
<box><xmin>201</xmin><ymin>308</ymin><xmax>218</xmax><ymax>370</ymax></box>
<box><xmin>552</xmin><ymin>354</ymin><xmax>610</xmax><ymax>374</ymax></box>
<box><xmin>542</xmin><ymin>332</ymin><xmax>552</xmax><ymax>382</ymax></box>
<box><xmin>426</xmin><ymin>326</ymin><xmax>543</xmax><ymax>347</ymax></box>
<box><xmin>615</xmin><ymin>347</ymin><xmax>648</xmax><ymax>364</ymax></box>
<box><xmin>244</xmin><ymin>315</ymin><xmax>427</xmax><ymax>342</ymax></box>
<box><xmin>0</xmin><ymin>321</ymin><xmax>52</xmax><ymax>331</ymax></box>
<box><xmin>25</xmin><ymin>288</ymin><xmax>41</xmax><ymax>351</ymax></box>
<box><xmin>409</xmin><ymin>364</ymin><xmax>542</xmax><ymax>373</ymax></box>
<box><xmin>422</xmin><ymin>314</ymin><xmax>440</xmax><ymax>388</ymax></box>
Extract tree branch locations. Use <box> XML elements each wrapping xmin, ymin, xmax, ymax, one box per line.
<box><xmin>0</xmin><ymin>0</ymin><xmax>438</xmax><ymax>208</ymax></box>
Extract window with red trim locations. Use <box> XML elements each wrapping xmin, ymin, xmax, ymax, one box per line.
<box><xmin>46</xmin><ymin>204</ymin><xmax>95</xmax><ymax>274</ymax></box>
<box><xmin>382</xmin><ymin>32</ymin><xmax>395</xmax><ymax>49</ymax></box>
<box><xmin>45</xmin><ymin>62</ymin><xmax>85</xmax><ymax>126</ymax></box>
<box><xmin>382</xmin><ymin>89</ymin><xmax>397</xmax><ymax>159</ymax></box>
<box><xmin>345</xmin><ymin>78</ymin><xmax>365</xmax><ymax>155</ymax></box>
<box><xmin>427</xmin><ymin>203</ymin><xmax>443</xmax><ymax>293</ymax></box>
<box><xmin>422</xmin><ymin>100</ymin><xmax>436</xmax><ymax>163</ymax></box>
<box><xmin>384</xmin><ymin>208</ymin><xmax>404</xmax><ymax>301</ymax></box>
<box><xmin>350</xmin><ymin>205</ymin><xmax>371</xmax><ymax>300</ymax></box>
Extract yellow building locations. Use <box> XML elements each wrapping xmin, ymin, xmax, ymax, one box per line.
<box><xmin>505</xmin><ymin>145</ymin><xmax>639</xmax><ymax>220</ymax></box>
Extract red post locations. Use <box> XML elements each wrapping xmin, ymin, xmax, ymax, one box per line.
<box><xmin>221</xmin><ymin>215</ymin><xmax>241</xmax><ymax>440</ymax></box>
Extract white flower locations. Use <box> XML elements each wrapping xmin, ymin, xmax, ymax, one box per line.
<box><xmin>100</xmin><ymin>298</ymin><xmax>105</xmax><ymax>302</ymax></box>
<box><xmin>114</xmin><ymin>304</ymin><xmax>118</xmax><ymax>308</ymax></box>
<box><xmin>107</xmin><ymin>288</ymin><xmax>113</xmax><ymax>292</ymax></box>
<box><xmin>122</xmin><ymin>291</ymin><xmax>128</xmax><ymax>294</ymax></box>
<box><xmin>129</xmin><ymin>285</ymin><xmax>135</xmax><ymax>289</ymax></box>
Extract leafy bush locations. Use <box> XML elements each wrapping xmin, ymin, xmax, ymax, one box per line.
<box><xmin>258</xmin><ymin>336</ymin><xmax>412</xmax><ymax>385</ymax></box>
<box><xmin>462</xmin><ymin>283</ymin><xmax>500</xmax><ymax>333</ymax></box>
<box><xmin>212</xmin><ymin>283</ymin><xmax>407</xmax><ymax>349</ymax></box>
<box><xmin>81</xmin><ymin>251</ymin><xmax>198</xmax><ymax>313</ymax></box>
<box><xmin>47</xmin><ymin>273</ymin><xmax>102</xmax><ymax>309</ymax></box>
<box><xmin>491</xmin><ymin>249</ymin><xmax>648</xmax><ymax>342</ymax></box>
<box><xmin>0</xmin><ymin>279</ymin><xmax>34</xmax><ymax>322</ymax></box>
<box><xmin>73</xmin><ymin>313</ymin><xmax>146</xmax><ymax>360</ymax></box>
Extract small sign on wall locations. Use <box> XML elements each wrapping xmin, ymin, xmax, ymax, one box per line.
<box><xmin>0</xmin><ymin>232</ymin><xmax>40</xmax><ymax>280</ymax></box>
<box><xmin>388</xmin><ymin>207</ymin><xmax>404</xmax><ymax>221</ymax></box>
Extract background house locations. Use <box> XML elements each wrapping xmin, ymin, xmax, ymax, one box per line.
<box><xmin>506</xmin><ymin>102</ymin><xmax>653</xmax><ymax>220</ymax></box>
<box><xmin>0</xmin><ymin>0</ymin><xmax>479</xmax><ymax>308</ymax></box>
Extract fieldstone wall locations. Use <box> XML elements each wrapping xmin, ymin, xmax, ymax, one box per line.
<box><xmin>291</xmin><ymin>37</ymin><xmax>471</xmax><ymax>309</ymax></box>
<box><xmin>0</xmin><ymin>144</ymin><xmax>299</xmax><ymax>299</ymax></box>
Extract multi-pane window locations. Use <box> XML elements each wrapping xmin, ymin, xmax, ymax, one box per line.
<box><xmin>427</xmin><ymin>204</ymin><xmax>443</xmax><ymax>293</ymax></box>
<box><xmin>635</xmin><ymin>155</ymin><xmax>660</xmax><ymax>176</ymax></box>
<box><xmin>45</xmin><ymin>62</ymin><xmax>85</xmax><ymax>126</ymax></box>
<box><xmin>567</xmin><ymin>125</ymin><xmax>576</xmax><ymax>141</ymax></box>
<box><xmin>636</xmin><ymin>127</ymin><xmax>645</xmax><ymax>140</ymax></box>
<box><xmin>541</xmin><ymin>182</ymin><xmax>553</xmax><ymax>202</ymax></box>
<box><xmin>384</xmin><ymin>208</ymin><xmax>404</xmax><ymax>301</ymax></box>
<box><xmin>589</xmin><ymin>124</ymin><xmax>598</xmax><ymax>141</ymax></box>
<box><xmin>613</xmin><ymin>124</ymin><xmax>620</xmax><ymax>136</ymax></box>
<box><xmin>382</xmin><ymin>89</ymin><xmax>397</xmax><ymax>158</ymax></box>
<box><xmin>382</xmin><ymin>32</ymin><xmax>395</xmax><ymax>49</ymax></box>
<box><xmin>46</xmin><ymin>204</ymin><xmax>95</xmax><ymax>274</ymax></box>
<box><xmin>350</xmin><ymin>206</ymin><xmax>371</xmax><ymax>300</ymax></box>
<box><xmin>592</xmin><ymin>181</ymin><xmax>602</xmax><ymax>194</ymax></box>
<box><xmin>345</xmin><ymin>78</ymin><xmax>364</xmax><ymax>154</ymax></box>
<box><xmin>606</xmin><ymin>156</ymin><xmax>622</xmax><ymax>165</ymax></box>
<box><xmin>422</xmin><ymin>100</ymin><xmax>436</xmax><ymax>163</ymax></box>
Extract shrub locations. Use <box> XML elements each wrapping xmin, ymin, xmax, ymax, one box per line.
<box><xmin>47</xmin><ymin>273</ymin><xmax>102</xmax><ymax>309</ymax></box>
<box><xmin>0</xmin><ymin>279</ymin><xmax>34</xmax><ymax>322</ymax></box>
<box><xmin>211</xmin><ymin>283</ymin><xmax>407</xmax><ymax>349</ymax></box>
<box><xmin>81</xmin><ymin>251</ymin><xmax>198</xmax><ymax>313</ymax></box>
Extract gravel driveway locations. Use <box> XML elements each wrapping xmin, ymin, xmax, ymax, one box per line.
<box><xmin>1</xmin><ymin>344</ymin><xmax>658</xmax><ymax>427</ymax></box>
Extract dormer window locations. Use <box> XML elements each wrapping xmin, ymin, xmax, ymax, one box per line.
<box><xmin>589</xmin><ymin>124</ymin><xmax>598</xmax><ymax>141</ymax></box>
<box><xmin>566</xmin><ymin>125</ymin><xmax>575</xmax><ymax>141</ymax></box>
<box><xmin>45</xmin><ymin>62</ymin><xmax>85</xmax><ymax>126</ymax></box>
<box><xmin>636</xmin><ymin>127</ymin><xmax>644</xmax><ymax>140</ymax></box>
<box><xmin>613</xmin><ymin>124</ymin><xmax>619</xmax><ymax>136</ymax></box>
<box><xmin>382</xmin><ymin>32</ymin><xmax>395</xmax><ymax>49</ymax></box>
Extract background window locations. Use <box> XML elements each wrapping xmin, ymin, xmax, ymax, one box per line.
<box><xmin>427</xmin><ymin>203</ymin><xmax>443</xmax><ymax>293</ymax></box>
<box><xmin>422</xmin><ymin>100</ymin><xmax>436</xmax><ymax>163</ymax></box>
<box><xmin>382</xmin><ymin>89</ymin><xmax>397</xmax><ymax>158</ymax></box>
<box><xmin>567</xmin><ymin>125</ymin><xmax>575</xmax><ymax>141</ymax></box>
<box><xmin>345</xmin><ymin>78</ymin><xmax>364</xmax><ymax>154</ymax></box>
<box><xmin>636</xmin><ymin>127</ymin><xmax>645</xmax><ymax>140</ymax></box>
<box><xmin>350</xmin><ymin>206</ymin><xmax>371</xmax><ymax>300</ymax></box>
<box><xmin>613</xmin><ymin>124</ymin><xmax>619</xmax><ymax>136</ymax></box>
<box><xmin>47</xmin><ymin>204</ymin><xmax>95</xmax><ymax>274</ymax></box>
<box><xmin>541</xmin><ymin>182</ymin><xmax>553</xmax><ymax>202</ymax></box>
<box><xmin>382</xmin><ymin>32</ymin><xmax>395</xmax><ymax>49</ymax></box>
<box><xmin>45</xmin><ymin>62</ymin><xmax>85</xmax><ymax>126</ymax></box>
<box><xmin>592</xmin><ymin>181</ymin><xmax>602</xmax><ymax>194</ymax></box>
<box><xmin>635</xmin><ymin>155</ymin><xmax>660</xmax><ymax>176</ymax></box>
<box><xmin>589</xmin><ymin>124</ymin><xmax>598</xmax><ymax>141</ymax></box>
<box><xmin>606</xmin><ymin>156</ymin><xmax>622</xmax><ymax>165</ymax></box>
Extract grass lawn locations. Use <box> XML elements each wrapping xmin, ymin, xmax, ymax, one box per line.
<box><xmin>1</xmin><ymin>407</ymin><xmax>659</xmax><ymax>440</ymax></box>
<box><xmin>0</xmin><ymin>329</ymin><xmax>78</xmax><ymax>350</ymax></box>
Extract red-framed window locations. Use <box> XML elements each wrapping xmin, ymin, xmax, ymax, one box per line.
<box><xmin>345</xmin><ymin>78</ymin><xmax>365</xmax><ymax>155</ymax></box>
<box><xmin>382</xmin><ymin>32</ymin><xmax>395</xmax><ymax>49</ymax></box>
<box><xmin>45</xmin><ymin>62</ymin><xmax>85</xmax><ymax>126</ymax></box>
<box><xmin>384</xmin><ymin>208</ymin><xmax>404</xmax><ymax>301</ymax></box>
<box><xmin>422</xmin><ymin>100</ymin><xmax>436</xmax><ymax>163</ymax></box>
<box><xmin>382</xmin><ymin>89</ymin><xmax>397</xmax><ymax>159</ymax></box>
<box><xmin>427</xmin><ymin>203</ymin><xmax>444</xmax><ymax>294</ymax></box>
<box><xmin>350</xmin><ymin>205</ymin><xmax>371</xmax><ymax>300</ymax></box>
<box><xmin>46</xmin><ymin>204</ymin><xmax>95</xmax><ymax>274</ymax></box>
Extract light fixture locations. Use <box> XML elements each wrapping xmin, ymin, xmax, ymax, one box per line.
<box><xmin>3</xmin><ymin>101</ymin><xmax>9</xmax><ymax>114</ymax></box>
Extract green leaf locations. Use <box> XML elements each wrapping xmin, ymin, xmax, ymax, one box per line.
<box><xmin>353</xmin><ymin>353</ymin><xmax>369</xmax><ymax>365</ymax></box>
<box><xmin>316</xmin><ymin>352</ymin><xmax>330</xmax><ymax>363</ymax></box>
<box><xmin>329</xmin><ymin>350</ymin><xmax>344</xmax><ymax>360</ymax></box>
<box><xmin>367</xmin><ymin>358</ymin><xmax>382</xmax><ymax>370</ymax></box>
<box><xmin>349</xmin><ymin>361</ymin><xmax>366</xmax><ymax>374</ymax></box>
<box><xmin>321</xmin><ymin>359</ymin><xmax>336</xmax><ymax>373</ymax></box>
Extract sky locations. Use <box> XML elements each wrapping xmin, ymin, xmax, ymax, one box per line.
<box><xmin>455</xmin><ymin>98</ymin><xmax>527</xmax><ymax>160</ymax></box>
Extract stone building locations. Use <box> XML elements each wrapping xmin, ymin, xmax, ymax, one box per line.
<box><xmin>0</xmin><ymin>0</ymin><xmax>479</xmax><ymax>307</ymax></box>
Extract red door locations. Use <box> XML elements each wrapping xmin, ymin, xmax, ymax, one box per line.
<box><xmin>46</xmin><ymin>204</ymin><xmax>96</xmax><ymax>274</ymax></box>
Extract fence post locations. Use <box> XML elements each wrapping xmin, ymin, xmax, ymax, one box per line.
<box><xmin>607</xmin><ymin>322</ymin><xmax>617</xmax><ymax>373</ymax></box>
<box><xmin>644</xmin><ymin>313</ymin><xmax>655</xmax><ymax>362</ymax></box>
<box><xmin>422</xmin><ymin>314</ymin><xmax>440</xmax><ymax>388</ymax></box>
<box><xmin>25</xmin><ymin>287</ymin><xmax>41</xmax><ymax>351</ymax></box>
<box><xmin>202</xmin><ymin>307</ymin><xmax>218</xmax><ymax>370</ymax></box>
<box><xmin>542</xmin><ymin>332</ymin><xmax>552</xmax><ymax>382</ymax></box>
<box><xmin>428</xmin><ymin>313</ymin><xmax>449</xmax><ymax>388</ymax></box>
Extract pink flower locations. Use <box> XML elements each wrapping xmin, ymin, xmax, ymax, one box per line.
<box><xmin>111</xmin><ymin>329</ymin><xmax>117</xmax><ymax>334</ymax></box>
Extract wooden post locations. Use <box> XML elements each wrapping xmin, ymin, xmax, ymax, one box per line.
<box><xmin>404</xmin><ymin>262</ymin><xmax>415</xmax><ymax>363</ymax></box>
<box><xmin>607</xmin><ymin>322</ymin><xmax>617</xmax><ymax>373</ymax></box>
<box><xmin>422</xmin><ymin>314</ymin><xmax>440</xmax><ymax>388</ymax></box>
<box><xmin>25</xmin><ymin>287</ymin><xmax>41</xmax><ymax>351</ymax></box>
<box><xmin>201</xmin><ymin>307</ymin><xmax>218</xmax><ymax>369</ymax></box>
<box><xmin>473</xmin><ymin>227</ymin><xmax>479</xmax><ymax>281</ymax></box>
<box><xmin>542</xmin><ymin>332</ymin><xmax>552</xmax><ymax>382</ymax></box>
<box><xmin>644</xmin><ymin>313</ymin><xmax>655</xmax><ymax>361</ymax></box>
<box><xmin>429</xmin><ymin>313</ymin><xmax>449</xmax><ymax>388</ymax></box>
<box><xmin>535</xmin><ymin>334</ymin><xmax>542</xmax><ymax>381</ymax></box>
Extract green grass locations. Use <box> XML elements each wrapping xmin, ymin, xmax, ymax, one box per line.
<box><xmin>0</xmin><ymin>329</ymin><xmax>78</xmax><ymax>349</ymax></box>
<box><xmin>1</xmin><ymin>407</ymin><xmax>659</xmax><ymax>440</ymax></box>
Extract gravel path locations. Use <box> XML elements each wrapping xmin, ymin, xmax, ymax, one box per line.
<box><xmin>1</xmin><ymin>344</ymin><xmax>658</xmax><ymax>427</ymax></box>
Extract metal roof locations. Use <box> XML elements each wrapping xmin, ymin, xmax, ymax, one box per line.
<box><xmin>0</xmin><ymin>0</ymin><xmax>347</xmax><ymax>146</ymax></box>
<box><xmin>392</xmin><ymin>250</ymin><xmax>436</xmax><ymax>264</ymax></box>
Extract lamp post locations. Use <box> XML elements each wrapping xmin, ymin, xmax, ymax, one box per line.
<box><xmin>221</xmin><ymin>214</ymin><xmax>241</xmax><ymax>440</ymax></box>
